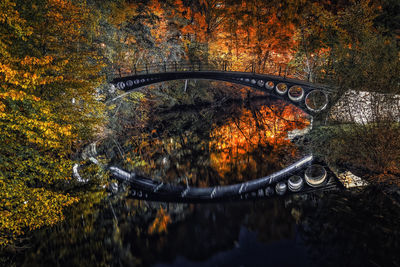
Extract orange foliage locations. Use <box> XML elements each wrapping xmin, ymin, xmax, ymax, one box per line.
<box><xmin>148</xmin><ymin>208</ymin><xmax>171</xmax><ymax>235</ymax></box>
<box><xmin>170</xmin><ymin>0</ymin><xmax>298</xmax><ymax>72</ymax></box>
<box><xmin>210</xmin><ymin>104</ymin><xmax>309</xmax><ymax>180</ymax></box>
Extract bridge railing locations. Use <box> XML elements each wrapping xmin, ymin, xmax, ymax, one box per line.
<box><xmin>109</xmin><ymin>60</ymin><xmax>300</xmax><ymax>80</ymax></box>
<box><xmin>111</xmin><ymin>61</ymin><xmax>220</xmax><ymax>78</ymax></box>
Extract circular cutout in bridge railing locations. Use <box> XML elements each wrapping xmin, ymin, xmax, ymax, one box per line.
<box><xmin>265</xmin><ymin>187</ymin><xmax>274</xmax><ymax>196</ymax></box>
<box><xmin>288</xmin><ymin>175</ymin><xmax>304</xmax><ymax>192</ymax></box>
<box><xmin>251</xmin><ymin>79</ymin><xmax>257</xmax><ymax>84</ymax></box>
<box><xmin>117</xmin><ymin>82</ymin><xmax>126</xmax><ymax>89</ymax></box>
<box><xmin>257</xmin><ymin>80</ymin><xmax>265</xmax><ymax>87</ymax></box>
<box><xmin>265</xmin><ymin>81</ymin><xmax>274</xmax><ymax>90</ymax></box>
<box><xmin>304</xmin><ymin>164</ymin><xmax>327</xmax><ymax>187</ymax></box>
<box><xmin>276</xmin><ymin>83</ymin><xmax>288</xmax><ymax>95</ymax></box>
<box><xmin>257</xmin><ymin>189</ymin><xmax>264</xmax><ymax>197</ymax></box>
<box><xmin>245</xmin><ymin>78</ymin><xmax>250</xmax><ymax>82</ymax></box>
<box><xmin>305</xmin><ymin>90</ymin><xmax>328</xmax><ymax>112</ymax></box>
<box><xmin>275</xmin><ymin>182</ymin><xmax>287</xmax><ymax>195</ymax></box>
<box><xmin>288</xmin><ymin>85</ymin><xmax>304</xmax><ymax>102</ymax></box>
<box><xmin>126</xmin><ymin>80</ymin><xmax>133</xmax><ymax>87</ymax></box>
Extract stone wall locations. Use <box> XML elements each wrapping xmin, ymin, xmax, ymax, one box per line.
<box><xmin>330</xmin><ymin>90</ymin><xmax>400</xmax><ymax>123</ymax></box>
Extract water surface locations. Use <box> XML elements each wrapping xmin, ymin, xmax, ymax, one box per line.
<box><xmin>4</xmin><ymin>82</ymin><xmax>399</xmax><ymax>267</ymax></box>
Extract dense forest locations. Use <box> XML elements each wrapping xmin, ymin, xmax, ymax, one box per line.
<box><xmin>1</xmin><ymin>0</ymin><xmax>399</xmax><ymax>248</ymax></box>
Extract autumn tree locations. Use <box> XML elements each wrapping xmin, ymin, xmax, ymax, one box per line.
<box><xmin>0</xmin><ymin>0</ymin><xmax>106</xmax><ymax>246</ymax></box>
<box><xmin>223</xmin><ymin>0</ymin><xmax>296</xmax><ymax>73</ymax></box>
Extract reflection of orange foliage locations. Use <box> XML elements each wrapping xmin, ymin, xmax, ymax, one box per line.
<box><xmin>123</xmin><ymin>101</ymin><xmax>310</xmax><ymax>186</ymax></box>
<box><xmin>148</xmin><ymin>208</ymin><xmax>171</xmax><ymax>235</ymax></box>
<box><xmin>210</xmin><ymin>103</ymin><xmax>309</xmax><ymax>180</ymax></box>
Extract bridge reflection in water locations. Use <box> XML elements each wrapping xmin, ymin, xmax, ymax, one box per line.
<box><xmin>109</xmin><ymin>155</ymin><xmax>341</xmax><ymax>203</ymax></box>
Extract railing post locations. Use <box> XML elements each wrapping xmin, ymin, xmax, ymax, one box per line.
<box><xmin>145</xmin><ymin>63</ymin><xmax>148</xmax><ymax>74</ymax></box>
<box><xmin>198</xmin><ymin>61</ymin><xmax>201</xmax><ymax>71</ymax></box>
<box><xmin>174</xmin><ymin>61</ymin><xmax>177</xmax><ymax>72</ymax></box>
<box><xmin>164</xmin><ymin>61</ymin><xmax>167</xmax><ymax>72</ymax></box>
<box><xmin>118</xmin><ymin>67</ymin><xmax>121</xmax><ymax>78</ymax></box>
<box><xmin>134</xmin><ymin>65</ymin><xmax>137</xmax><ymax>75</ymax></box>
<box><xmin>279</xmin><ymin>66</ymin><xmax>281</xmax><ymax>76</ymax></box>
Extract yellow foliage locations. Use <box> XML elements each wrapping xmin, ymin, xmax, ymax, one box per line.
<box><xmin>0</xmin><ymin>0</ymin><xmax>106</xmax><ymax>247</ymax></box>
<box><xmin>0</xmin><ymin>177</ymin><xmax>79</xmax><ymax>246</ymax></box>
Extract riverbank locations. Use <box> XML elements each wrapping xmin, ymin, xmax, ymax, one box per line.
<box><xmin>306</xmin><ymin>122</ymin><xmax>400</xmax><ymax>196</ymax></box>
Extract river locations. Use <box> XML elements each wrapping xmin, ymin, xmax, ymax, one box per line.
<box><xmin>6</xmin><ymin>81</ymin><xmax>400</xmax><ymax>267</ymax></box>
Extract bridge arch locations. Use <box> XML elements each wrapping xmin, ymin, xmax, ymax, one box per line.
<box><xmin>111</xmin><ymin>71</ymin><xmax>331</xmax><ymax>116</ymax></box>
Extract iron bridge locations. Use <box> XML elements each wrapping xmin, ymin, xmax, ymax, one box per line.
<box><xmin>110</xmin><ymin>61</ymin><xmax>333</xmax><ymax>117</ymax></box>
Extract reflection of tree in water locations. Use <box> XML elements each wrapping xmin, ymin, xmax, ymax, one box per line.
<box><xmin>148</xmin><ymin>200</ymin><xmax>295</xmax><ymax>261</ymax></box>
<box><xmin>15</xmin><ymin>186</ymin><xmax>400</xmax><ymax>267</ymax></box>
<box><xmin>126</xmin><ymin>199</ymin><xmax>297</xmax><ymax>265</ymax></box>
<box><xmin>245</xmin><ymin>200</ymin><xmax>296</xmax><ymax>243</ymax></box>
<box><xmin>293</xmin><ymin>188</ymin><xmax>400</xmax><ymax>266</ymax></box>
<box><xmin>11</xmin><ymin>193</ymin><xmax>298</xmax><ymax>267</ymax></box>
<box><xmin>103</xmin><ymin>97</ymin><xmax>309</xmax><ymax>187</ymax></box>
<box><xmin>12</xmin><ymin>192</ymin><xmax>177</xmax><ymax>267</ymax></box>
<box><xmin>209</xmin><ymin>100</ymin><xmax>309</xmax><ymax>184</ymax></box>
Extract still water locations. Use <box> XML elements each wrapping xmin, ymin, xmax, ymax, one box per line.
<box><xmin>103</xmin><ymin>96</ymin><xmax>310</xmax><ymax>187</ymax></box>
<box><xmin>8</xmin><ymin>82</ymin><xmax>400</xmax><ymax>266</ymax></box>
